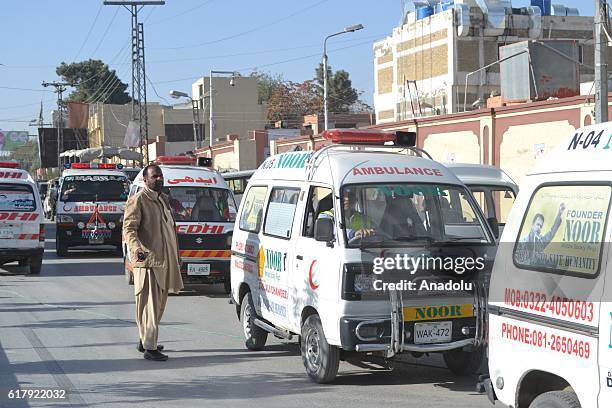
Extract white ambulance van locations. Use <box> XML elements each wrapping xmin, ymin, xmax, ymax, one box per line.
<box><xmin>231</xmin><ymin>129</ymin><xmax>498</xmax><ymax>383</ymax></box>
<box><xmin>55</xmin><ymin>163</ymin><xmax>129</xmax><ymax>256</ymax></box>
<box><xmin>125</xmin><ymin>156</ymin><xmax>237</xmax><ymax>293</ymax></box>
<box><xmin>446</xmin><ymin>163</ymin><xmax>518</xmax><ymax>237</ymax></box>
<box><xmin>0</xmin><ymin>161</ymin><xmax>44</xmax><ymax>274</ymax></box>
<box><xmin>485</xmin><ymin>122</ymin><xmax>612</xmax><ymax>408</ymax></box>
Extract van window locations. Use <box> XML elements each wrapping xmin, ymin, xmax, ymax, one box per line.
<box><xmin>61</xmin><ymin>175</ymin><xmax>129</xmax><ymax>202</ymax></box>
<box><xmin>513</xmin><ymin>184</ymin><xmax>611</xmax><ymax>277</ymax></box>
<box><xmin>494</xmin><ymin>189</ymin><xmax>516</xmax><ymax>225</ymax></box>
<box><xmin>303</xmin><ymin>186</ymin><xmax>333</xmax><ymax>237</ymax></box>
<box><xmin>239</xmin><ymin>186</ymin><xmax>268</xmax><ymax>233</ymax></box>
<box><xmin>263</xmin><ymin>187</ymin><xmax>300</xmax><ymax>239</ymax></box>
<box><xmin>163</xmin><ymin>186</ymin><xmax>236</xmax><ymax>222</ymax></box>
<box><xmin>0</xmin><ymin>184</ymin><xmax>36</xmax><ymax>212</ymax></box>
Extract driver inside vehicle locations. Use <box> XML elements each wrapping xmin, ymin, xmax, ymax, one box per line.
<box><xmin>318</xmin><ymin>189</ymin><xmax>376</xmax><ymax>240</ymax></box>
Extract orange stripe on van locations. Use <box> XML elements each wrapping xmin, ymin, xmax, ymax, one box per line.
<box><xmin>17</xmin><ymin>234</ymin><xmax>39</xmax><ymax>240</ymax></box>
<box><xmin>179</xmin><ymin>250</ymin><xmax>231</xmax><ymax>258</ymax></box>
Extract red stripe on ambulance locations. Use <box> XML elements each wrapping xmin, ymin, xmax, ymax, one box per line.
<box><xmin>0</xmin><ymin>212</ymin><xmax>38</xmax><ymax>221</ymax></box>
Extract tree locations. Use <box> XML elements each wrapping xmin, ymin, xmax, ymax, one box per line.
<box><xmin>10</xmin><ymin>140</ymin><xmax>40</xmax><ymax>174</ymax></box>
<box><xmin>56</xmin><ymin>59</ymin><xmax>130</xmax><ymax>104</ymax></box>
<box><xmin>250</xmin><ymin>70</ymin><xmax>284</xmax><ymax>104</ymax></box>
<box><xmin>314</xmin><ymin>63</ymin><xmax>359</xmax><ymax>113</ymax></box>
<box><xmin>266</xmin><ymin>80</ymin><xmax>322</xmax><ymax>124</ymax></box>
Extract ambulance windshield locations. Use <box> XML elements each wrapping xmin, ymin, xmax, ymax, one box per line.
<box><xmin>60</xmin><ymin>175</ymin><xmax>129</xmax><ymax>202</ymax></box>
<box><xmin>341</xmin><ymin>183</ymin><xmax>491</xmax><ymax>247</ymax></box>
<box><xmin>163</xmin><ymin>186</ymin><xmax>237</xmax><ymax>222</ymax></box>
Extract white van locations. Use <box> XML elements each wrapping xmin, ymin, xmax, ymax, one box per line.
<box><xmin>446</xmin><ymin>163</ymin><xmax>518</xmax><ymax>236</ymax></box>
<box><xmin>126</xmin><ymin>156</ymin><xmax>237</xmax><ymax>293</ymax></box>
<box><xmin>485</xmin><ymin>122</ymin><xmax>612</xmax><ymax>408</ymax></box>
<box><xmin>231</xmin><ymin>129</ymin><xmax>498</xmax><ymax>383</ymax></box>
<box><xmin>56</xmin><ymin>163</ymin><xmax>129</xmax><ymax>256</ymax></box>
<box><xmin>0</xmin><ymin>161</ymin><xmax>44</xmax><ymax>274</ymax></box>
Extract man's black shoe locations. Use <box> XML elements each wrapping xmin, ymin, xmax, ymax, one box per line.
<box><xmin>144</xmin><ymin>349</ymin><xmax>168</xmax><ymax>361</ymax></box>
<box><xmin>138</xmin><ymin>340</ymin><xmax>164</xmax><ymax>353</ymax></box>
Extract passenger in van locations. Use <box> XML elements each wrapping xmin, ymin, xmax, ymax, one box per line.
<box><xmin>191</xmin><ymin>191</ymin><xmax>224</xmax><ymax>222</ymax></box>
<box><xmin>163</xmin><ymin>189</ymin><xmax>187</xmax><ymax>220</ymax></box>
<box><xmin>317</xmin><ymin>190</ymin><xmax>375</xmax><ymax>240</ymax></box>
<box><xmin>515</xmin><ymin>202</ymin><xmax>566</xmax><ymax>266</ymax></box>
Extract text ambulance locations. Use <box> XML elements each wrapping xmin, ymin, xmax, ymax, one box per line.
<box><xmin>55</xmin><ymin>163</ymin><xmax>129</xmax><ymax>256</ymax></box>
<box><xmin>0</xmin><ymin>161</ymin><xmax>44</xmax><ymax>274</ymax></box>
<box><xmin>485</xmin><ymin>122</ymin><xmax>612</xmax><ymax>408</ymax></box>
<box><xmin>231</xmin><ymin>129</ymin><xmax>498</xmax><ymax>383</ymax></box>
<box><xmin>125</xmin><ymin>156</ymin><xmax>237</xmax><ymax>293</ymax></box>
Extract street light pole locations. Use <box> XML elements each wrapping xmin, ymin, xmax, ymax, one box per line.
<box><xmin>169</xmin><ymin>90</ymin><xmax>201</xmax><ymax>151</ymax></box>
<box><xmin>322</xmin><ymin>24</ymin><xmax>364</xmax><ymax>131</ymax></box>
<box><xmin>208</xmin><ymin>70</ymin><xmax>237</xmax><ymax>148</ymax></box>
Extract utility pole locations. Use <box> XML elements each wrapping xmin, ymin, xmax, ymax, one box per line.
<box><xmin>595</xmin><ymin>0</ymin><xmax>608</xmax><ymax>123</ymax></box>
<box><xmin>41</xmin><ymin>81</ymin><xmax>73</xmax><ymax>172</ymax></box>
<box><xmin>103</xmin><ymin>1</ymin><xmax>164</xmax><ymax>166</ymax></box>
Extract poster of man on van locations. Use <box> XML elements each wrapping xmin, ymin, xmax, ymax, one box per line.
<box><xmin>514</xmin><ymin>185</ymin><xmax>611</xmax><ymax>276</ymax></box>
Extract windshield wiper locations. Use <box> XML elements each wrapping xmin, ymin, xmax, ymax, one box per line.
<box><xmin>442</xmin><ymin>236</ymin><xmax>486</xmax><ymax>242</ymax></box>
<box><xmin>391</xmin><ymin>235</ymin><xmax>435</xmax><ymax>243</ymax></box>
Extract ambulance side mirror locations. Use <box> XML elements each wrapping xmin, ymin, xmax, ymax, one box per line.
<box><xmin>487</xmin><ymin>217</ymin><xmax>499</xmax><ymax>239</ymax></box>
<box><xmin>314</xmin><ymin>217</ymin><xmax>335</xmax><ymax>246</ymax></box>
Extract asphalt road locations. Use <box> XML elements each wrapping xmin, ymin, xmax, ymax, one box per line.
<box><xmin>0</xmin><ymin>222</ymin><xmax>494</xmax><ymax>408</ymax></box>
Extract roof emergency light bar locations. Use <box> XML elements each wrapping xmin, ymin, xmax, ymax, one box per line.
<box><xmin>0</xmin><ymin>161</ymin><xmax>20</xmax><ymax>169</ymax></box>
<box><xmin>64</xmin><ymin>163</ymin><xmax>124</xmax><ymax>170</ymax></box>
<box><xmin>322</xmin><ymin>129</ymin><xmax>417</xmax><ymax>147</ymax></box>
<box><xmin>154</xmin><ymin>156</ymin><xmax>197</xmax><ymax>166</ymax></box>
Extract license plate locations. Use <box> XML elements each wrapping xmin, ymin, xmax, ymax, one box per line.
<box><xmin>89</xmin><ymin>237</ymin><xmax>104</xmax><ymax>244</ymax></box>
<box><xmin>414</xmin><ymin>321</ymin><xmax>452</xmax><ymax>344</ymax></box>
<box><xmin>0</xmin><ymin>228</ymin><xmax>12</xmax><ymax>239</ymax></box>
<box><xmin>187</xmin><ymin>263</ymin><xmax>210</xmax><ymax>275</ymax></box>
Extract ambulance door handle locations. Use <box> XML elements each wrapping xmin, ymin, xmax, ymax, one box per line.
<box><xmin>296</xmin><ymin>255</ymin><xmax>303</xmax><ymax>260</ymax></box>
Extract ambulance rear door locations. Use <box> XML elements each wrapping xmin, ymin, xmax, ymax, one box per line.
<box><xmin>0</xmin><ymin>179</ymin><xmax>41</xmax><ymax>248</ymax></box>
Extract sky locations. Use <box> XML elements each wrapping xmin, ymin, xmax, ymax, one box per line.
<box><xmin>0</xmin><ymin>0</ymin><xmax>595</xmax><ymax>134</ymax></box>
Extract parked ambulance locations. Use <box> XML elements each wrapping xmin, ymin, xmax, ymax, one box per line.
<box><xmin>0</xmin><ymin>161</ymin><xmax>44</xmax><ymax>274</ymax></box>
<box><xmin>231</xmin><ymin>129</ymin><xmax>498</xmax><ymax>383</ymax></box>
<box><xmin>125</xmin><ymin>156</ymin><xmax>237</xmax><ymax>293</ymax></box>
<box><xmin>55</xmin><ymin>163</ymin><xmax>129</xmax><ymax>256</ymax></box>
<box><xmin>485</xmin><ymin>122</ymin><xmax>612</xmax><ymax>408</ymax></box>
<box><xmin>446</xmin><ymin>163</ymin><xmax>518</xmax><ymax>237</ymax></box>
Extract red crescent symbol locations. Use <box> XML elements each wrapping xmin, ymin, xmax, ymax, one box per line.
<box><xmin>63</xmin><ymin>204</ymin><xmax>71</xmax><ymax>212</ymax></box>
<box><xmin>308</xmin><ymin>260</ymin><xmax>319</xmax><ymax>290</ymax></box>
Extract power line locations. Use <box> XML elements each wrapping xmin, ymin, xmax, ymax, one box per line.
<box><xmin>89</xmin><ymin>7</ymin><xmax>120</xmax><ymax>57</ymax></box>
<box><xmin>152</xmin><ymin>0</ymin><xmax>330</xmax><ymax>50</ymax></box>
<box><xmin>0</xmin><ymin>86</ymin><xmax>53</xmax><ymax>93</ymax></box>
<box><xmin>148</xmin><ymin>0</ymin><xmax>215</xmax><ymax>25</ymax></box>
<box><xmin>73</xmin><ymin>3</ymin><xmax>104</xmax><ymax>61</ymax></box>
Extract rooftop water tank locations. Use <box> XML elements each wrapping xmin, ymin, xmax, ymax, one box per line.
<box><xmin>530</xmin><ymin>0</ymin><xmax>551</xmax><ymax>16</ymax></box>
<box><xmin>416</xmin><ymin>6</ymin><xmax>434</xmax><ymax>20</ymax></box>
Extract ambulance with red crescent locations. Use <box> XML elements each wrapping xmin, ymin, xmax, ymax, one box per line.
<box><xmin>231</xmin><ymin>129</ymin><xmax>498</xmax><ymax>383</ymax></box>
<box><xmin>484</xmin><ymin>122</ymin><xmax>612</xmax><ymax>408</ymax></box>
<box><xmin>55</xmin><ymin>163</ymin><xmax>130</xmax><ymax>256</ymax></box>
<box><xmin>0</xmin><ymin>161</ymin><xmax>44</xmax><ymax>274</ymax></box>
<box><xmin>125</xmin><ymin>156</ymin><xmax>237</xmax><ymax>293</ymax></box>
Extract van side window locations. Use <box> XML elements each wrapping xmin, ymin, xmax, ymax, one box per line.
<box><xmin>303</xmin><ymin>186</ymin><xmax>333</xmax><ymax>237</ymax></box>
<box><xmin>239</xmin><ymin>186</ymin><xmax>268</xmax><ymax>233</ymax></box>
<box><xmin>263</xmin><ymin>187</ymin><xmax>300</xmax><ymax>239</ymax></box>
<box><xmin>513</xmin><ymin>184</ymin><xmax>611</xmax><ymax>277</ymax></box>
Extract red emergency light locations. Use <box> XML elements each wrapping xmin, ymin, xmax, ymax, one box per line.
<box><xmin>155</xmin><ymin>156</ymin><xmax>197</xmax><ymax>165</ymax></box>
<box><xmin>66</xmin><ymin>163</ymin><xmax>123</xmax><ymax>170</ymax></box>
<box><xmin>0</xmin><ymin>161</ymin><xmax>20</xmax><ymax>169</ymax></box>
<box><xmin>322</xmin><ymin>129</ymin><xmax>417</xmax><ymax>147</ymax></box>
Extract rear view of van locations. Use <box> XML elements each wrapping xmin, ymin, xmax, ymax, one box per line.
<box><xmin>0</xmin><ymin>161</ymin><xmax>44</xmax><ymax>274</ymax></box>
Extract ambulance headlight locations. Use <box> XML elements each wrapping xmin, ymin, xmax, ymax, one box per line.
<box><xmin>108</xmin><ymin>221</ymin><xmax>116</xmax><ymax>230</ymax></box>
<box><xmin>342</xmin><ymin>263</ymin><xmax>375</xmax><ymax>300</ymax></box>
<box><xmin>58</xmin><ymin>215</ymin><xmax>74</xmax><ymax>224</ymax></box>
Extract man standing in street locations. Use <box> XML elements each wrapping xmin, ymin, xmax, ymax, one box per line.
<box><xmin>123</xmin><ymin>165</ymin><xmax>183</xmax><ymax>361</ymax></box>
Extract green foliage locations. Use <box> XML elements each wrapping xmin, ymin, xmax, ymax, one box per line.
<box><xmin>250</xmin><ymin>70</ymin><xmax>285</xmax><ymax>104</ymax></box>
<box><xmin>56</xmin><ymin>59</ymin><xmax>130</xmax><ymax>104</ymax></box>
<box><xmin>314</xmin><ymin>63</ymin><xmax>359</xmax><ymax>113</ymax></box>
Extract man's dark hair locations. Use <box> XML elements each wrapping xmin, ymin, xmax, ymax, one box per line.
<box><xmin>532</xmin><ymin>213</ymin><xmax>544</xmax><ymax>225</ymax></box>
<box><xmin>143</xmin><ymin>164</ymin><xmax>162</xmax><ymax>178</ymax></box>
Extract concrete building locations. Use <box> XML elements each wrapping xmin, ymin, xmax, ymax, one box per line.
<box><xmin>373</xmin><ymin>0</ymin><xmax>594</xmax><ymax>123</ymax></box>
<box><xmin>191</xmin><ymin>75</ymin><xmax>267</xmax><ymax>145</ymax></box>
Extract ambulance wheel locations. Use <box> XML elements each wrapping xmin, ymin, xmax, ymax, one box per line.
<box><xmin>301</xmin><ymin>314</ymin><xmax>340</xmax><ymax>384</ymax></box>
<box><xmin>56</xmin><ymin>239</ymin><xmax>68</xmax><ymax>257</ymax></box>
<box><xmin>443</xmin><ymin>346</ymin><xmax>485</xmax><ymax>376</ymax></box>
<box><xmin>240</xmin><ymin>292</ymin><xmax>267</xmax><ymax>351</ymax></box>
<box><xmin>29</xmin><ymin>256</ymin><xmax>42</xmax><ymax>275</ymax></box>
<box><xmin>529</xmin><ymin>390</ymin><xmax>581</xmax><ymax>408</ymax></box>
<box><xmin>223</xmin><ymin>279</ymin><xmax>231</xmax><ymax>294</ymax></box>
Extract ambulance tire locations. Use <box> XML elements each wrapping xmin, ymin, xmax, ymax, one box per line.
<box><xmin>301</xmin><ymin>314</ymin><xmax>340</xmax><ymax>384</ymax></box>
<box><xmin>29</xmin><ymin>256</ymin><xmax>43</xmax><ymax>275</ymax></box>
<box><xmin>529</xmin><ymin>390</ymin><xmax>581</xmax><ymax>408</ymax></box>
<box><xmin>240</xmin><ymin>292</ymin><xmax>267</xmax><ymax>351</ymax></box>
<box><xmin>443</xmin><ymin>346</ymin><xmax>485</xmax><ymax>376</ymax></box>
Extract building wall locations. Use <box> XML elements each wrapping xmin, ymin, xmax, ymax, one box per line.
<box><xmin>191</xmin><ymin>76</ymin><xmax>267</xmax><ymax>145</ymax></box>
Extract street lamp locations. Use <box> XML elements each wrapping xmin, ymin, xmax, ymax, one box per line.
<box><xmin>170</xmin><ymin>90</ymin><xmax>201</xmax><ymax>150</ymax></box>
<box><xmin>208</xmin><ymin>70</ymin><xmax>238</xmax><ymax>148</ymax></box>
<box><xmin>322</xmin><ymin>23</ymin><xmax>364</xmax><ymax>131</ymax></box>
